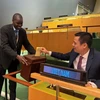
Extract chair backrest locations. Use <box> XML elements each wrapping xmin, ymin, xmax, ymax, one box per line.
<box><xmin>92</xmin><ymin>39</ymin><xmax>100</xmax><ymax>51</ymax></box>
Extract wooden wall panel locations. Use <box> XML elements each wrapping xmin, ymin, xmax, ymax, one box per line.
<box><xmin>26</xmin><ymin>31</ymin><xmax>78</xmax><ymax>53</ymax></box>
<box><xmin>22</xmin><ymin>34</ymin><xmax>33</xmax><ymax>50</ymax></box>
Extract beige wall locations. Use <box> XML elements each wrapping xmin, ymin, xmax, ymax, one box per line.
<box><xmin>93</xmin><ymin>0</ymin><xmax>100</xmax><ymax>13</ymax></box>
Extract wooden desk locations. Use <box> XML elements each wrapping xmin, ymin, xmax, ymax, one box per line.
<box><xmin>57</xmin><ymin>24</ymin><xmax>73</xmax><ymax>27</ymax></box>
<box><xmin>31</xmin><ymin>73</ymin><xmax>100</xmax><ymax>98</ymax></box>
<box><xmin>3</xmin><ymin>70</ymin><xmax>33</xmax><ymax>100</ymax></box>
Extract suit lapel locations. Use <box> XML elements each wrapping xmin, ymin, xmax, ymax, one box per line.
<box><xmin>9</xmin><ymin>25</ymin><xmax>16</xmax><ymax>47</ymax></box>
<box><xmin>86</xmin><ymin>49</ymin><xmax>94</xmax><ymax>71</ymax></box>
<box><xmin>69</xmin><ymin>52</ymin><xmax>79</xmax><ymax>68</ymax></box>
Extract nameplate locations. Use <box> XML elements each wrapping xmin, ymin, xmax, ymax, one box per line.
<box><xmin>40</xmin><ymin>63</ymin><xmax>87</xmax><ymax>86</ymax></box>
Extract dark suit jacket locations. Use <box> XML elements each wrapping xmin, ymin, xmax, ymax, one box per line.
<box><xmin>51</xmin><ymin>48</ymin><xmax>100</xmax><ymax>88</ymax></box>
<box><xmin>0</xmin><ymin>24</ymin><xmax>35</xmax><ymax>69</ymax></box>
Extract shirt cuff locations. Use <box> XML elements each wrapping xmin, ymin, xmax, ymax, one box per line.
<box><xmin>49</xmin><ymin>51</ymin><xmax>52</xmax><ymax>56</ymax></box>
<box><xmin>88</xmin><ymin>81</ymin><xmax>97</xmax><ymax>88</ymax></box>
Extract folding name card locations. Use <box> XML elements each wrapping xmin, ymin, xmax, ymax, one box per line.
<box><xmin>40</xmin><ymin>63</ymin><xmax>87</xmax><ymax>86</ymax></box>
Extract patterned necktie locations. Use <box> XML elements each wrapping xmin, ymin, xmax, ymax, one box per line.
<box><xmin>14</xmin><ymin>30</ymin><xmax>19</xmax><ymax>43</ymax></box>
<box><xmin>77</xmin><ymin>56</ymin><xmax>83</xmax><ymax>70</ymax></box>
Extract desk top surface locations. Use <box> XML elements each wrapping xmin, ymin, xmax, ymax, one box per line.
<box><xmin>31</xmin><ymin>73</ymin><xmax>100</xmax><ymax>98</ymax></box>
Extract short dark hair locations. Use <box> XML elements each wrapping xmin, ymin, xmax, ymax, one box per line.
<box><xmin>75</xmin><ymin>32</ymin><xmax>93</xmax><ymax>48</ymax></box>
<box><xmin>12</xmin><ymin>13</ymin><xmax>23</xmax><ymax>21</ymax></box>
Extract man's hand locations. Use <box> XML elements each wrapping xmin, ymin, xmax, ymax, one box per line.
<box><xmin>85</xmin><ymin>82</ymin><xmax>92</xmax><ymax>87</ymax></box>
<box><xmin>85</xmin><ymin>81</ymin><xmax>97</xmax><ymax>88</ymax></box>
<box><xmin>16</xmin><ymin>55</ymin><xmax>28</xmax><ymax>66</ymax></box>
<box><xmin>40</xmin><ymin>47</ymin><xmax>49</xmax><ymax>54</ymax></box>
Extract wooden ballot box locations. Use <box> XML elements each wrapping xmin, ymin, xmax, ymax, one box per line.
<box><xmin>21</xmin><ymin>55</ymin><xmax>46</xmax><ymax>82</ymax></box>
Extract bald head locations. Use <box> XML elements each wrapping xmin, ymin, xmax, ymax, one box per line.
<box><xmin>12</xmin><ymin>13</ymin><xmax>23</xmax><ymax>21</ymax></box>
<box><xmin>12</xmin><ymin>13</ymin><xmax>23</xmax><ymax>29</ymax></box>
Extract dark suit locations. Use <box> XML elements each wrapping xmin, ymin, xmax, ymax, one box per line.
<box><xmin>0</xmin><ymin>24</ymin><xmax>35</xmax><ymax>100</ymax></box>
<box><xmin>51</xmin><ymin>48</ymin><xmax>100</xmax><ymax>88</ymax></box>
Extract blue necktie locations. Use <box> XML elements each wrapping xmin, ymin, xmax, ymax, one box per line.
<box><xmin>14</xmin><ymin>30</ymin><xmax>19</xmax><ymax>43</ymax></box>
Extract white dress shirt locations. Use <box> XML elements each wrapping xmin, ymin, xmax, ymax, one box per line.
<box><xmin>73</xmin><ymin>50</ymin><xmax>90</xmax><ymax>71</ymax></box>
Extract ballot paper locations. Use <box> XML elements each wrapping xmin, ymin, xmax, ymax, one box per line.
<box><xmin>35</xmin><ymin>47</ymin><xmax>42</xmax><ymax>56</ymax></box>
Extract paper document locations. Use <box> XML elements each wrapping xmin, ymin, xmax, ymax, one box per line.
<box><xmin>35</xmin><ymin>47</ymin><xmax>42</xmax><ymax>56</ymax></box>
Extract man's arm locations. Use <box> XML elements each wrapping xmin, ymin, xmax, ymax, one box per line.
<box><xmin>0</xmin><ymin>27</ymin><xmax>28</xmax><ymax>65</ymax></box>
<box><xmin>51</xmin><ymin>51</ymin><xmax>71</xmax><ymax>60</ymax></box>
<box><xmin>0</xmin><ymin>27</ymin><xmax>17</xmax><ymax>59</ymax></box>
<box><xmin>95</xmin><ymin>80</ymin><xmax>100</xmax><ymax>88</ymax></box>
<box><xmin>41</xmin><ymin>47</ymin><xmax>71</xmax><ymax>60</ymax></box>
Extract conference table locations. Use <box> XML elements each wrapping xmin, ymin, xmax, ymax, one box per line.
<box><xmin>30</xmin><ymin>73</ymin><xmax>100</xmax><ymax>100</ymax></box>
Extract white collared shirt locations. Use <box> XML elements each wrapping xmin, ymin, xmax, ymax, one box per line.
<box><xmin>73</xmin><ymin>50</ymin><xmax>90</xmax><ymax>71</ymax></box>
<box><xmin>13</xmin><ymin>26</ymin><xmax>19</xmax><ymax>36</ymax></box>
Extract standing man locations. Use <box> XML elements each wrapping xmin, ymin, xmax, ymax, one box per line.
<box><xmin>0</xmin><ymin>13</ymin><xmax>35</xmax><ymax>100</ymax></box>
<box><xmin>41</xmin><ymin>32</ymin><xmax>100</xmax><ymax>89</ymax></box>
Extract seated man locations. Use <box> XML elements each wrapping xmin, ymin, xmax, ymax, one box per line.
<box><xmin>41</xmin><ymin>32</ymin><xmax>100</xmax><ymax>100</ymax></box>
